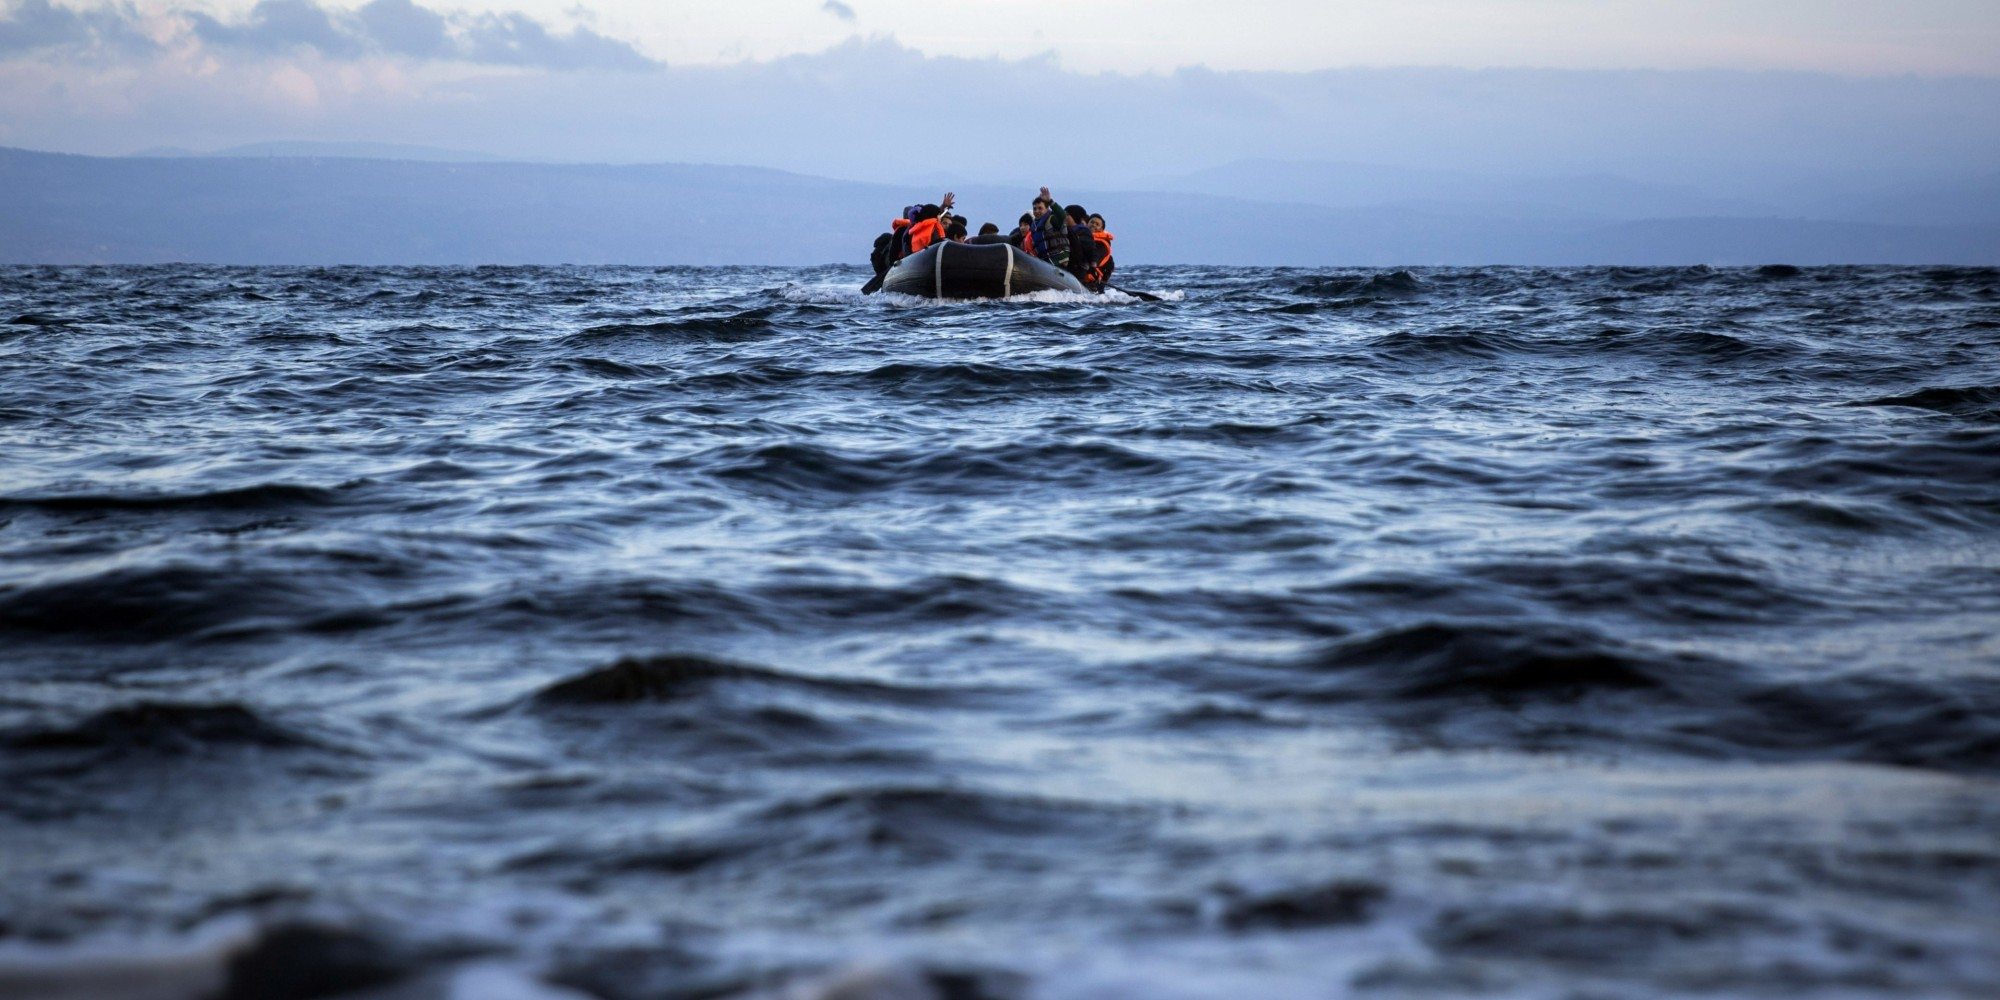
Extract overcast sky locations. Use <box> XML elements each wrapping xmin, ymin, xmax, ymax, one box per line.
<box><xmin>498</xmin><ymin>0</ymin><xmax>2000</xmax><ymax>75</ymax></box>
<box><xmin>7</xmin><ymin>0</ymin><xmax>1999</xmax><ymax>74</ymax></box>
<box><xmin>2</xmin><ymin>0</ymin><xmax>1996</xmax><ymax>197</ymax></box>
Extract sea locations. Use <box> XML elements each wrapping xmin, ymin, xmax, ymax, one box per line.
<box><xmin>1</xmin><ymin>264</ymin><xmax>1997</xmax><ymax>1000</ymax></box>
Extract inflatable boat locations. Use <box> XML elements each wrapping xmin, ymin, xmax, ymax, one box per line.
<box><xmin>880</xmin><ymin>241</ymin><xmax>1087</xmax><ymax>299</ymax></box>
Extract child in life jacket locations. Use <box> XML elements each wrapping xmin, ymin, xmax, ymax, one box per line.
<box><xmin>1086</xmin><ymin>213</ymin><xmax>1115</xmax><ymax>289</ymax></box>
<box><xmin>1060</xmin><ymin>204</ymin><xmax>1101</xmax><ymax>287</ymax></box>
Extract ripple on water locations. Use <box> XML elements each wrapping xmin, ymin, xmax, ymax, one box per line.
<box><xmin>1</xmin><ymin>264</ymin><xmax>1997</xmax><ymax>999</ymax></box>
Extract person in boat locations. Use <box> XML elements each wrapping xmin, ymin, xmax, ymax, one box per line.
<box><xmin>946</xmin><ymin>222</ymin><xmax>968</xmax><ymax>243</ymax></box>
<box><xmin>862</xmin><ymin>213</ymin><xmax>912</xmax><ymax>293</ymax></box>
<box><xmin>905</xmin><ymin>204</ymin><xmax>949</xmax><ymax>255</ymax></box>
<box><xmin>1060</xmin><ymin>204</ymin><xmax>1102</xmax><ymax>288</ymax></box>
<box><xmin>862</xmin><ymin>192</ymin><xmax>954</xmax><ymax>293</ymax></box>
<box><xmin>1021</xmin><ymin>188</ymin><xmax>1069</xmax><ymax>270</ymax></box>
<box><xmin>966</xmin><ymin>222</ymin><xmax>1013</xmax><ymax>246</ymax></box>
<box><xmin>1007</xmin><ymin>213</ymin><xmax>1033</xmax><ymax>246</ymax></box>
<box><xmin>1086</xmin><ymin>213</ymin><xmax>1115</xmax><ymax>289</ymax></box>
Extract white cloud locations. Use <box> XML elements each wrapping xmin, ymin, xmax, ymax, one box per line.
<box><xmin>0</xmin><ymin>0</ymin><xmax>159</xmax><ymax>58</ymax></box>
<box><xmin>0</xmin><ymin>0</ymin><xmax>659</xmax><ymax>71</ymax></box>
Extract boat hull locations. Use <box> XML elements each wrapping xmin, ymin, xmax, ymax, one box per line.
<box><xmin>880</xmin><ymin>241</ymin><xmax>1087</xmax><ymax>299</ymax></box>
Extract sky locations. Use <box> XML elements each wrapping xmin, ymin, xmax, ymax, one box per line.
<box><xmin>1</xmin><ymin>0</ymin><xmax>1996</xmax><ymax>198</ymax></box>
<box><xmin>495</xmin><ymin>0</ymin><xmax>2000</xmax><ymax>76</ymax></box>
<box><xmin>6</xmin><ymin>0</ymin><xmax>1999</xmax><ymax>76</ymax></box>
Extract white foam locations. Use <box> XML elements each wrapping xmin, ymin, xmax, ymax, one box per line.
<box><xmin>872</xmin><ymin>288</ymin><xmax>1186</xmax><ymax>307</ymax></box>
<box><xmin>776</xmin><ymin>280</ymin><xmax>1184</xmax><ymax>307</ymax></box>
<box><xmin>0</xmin><ymin>916</ymin><xmax>253</xmax><ymax>1000</ymax></box>
<box><xmin>449</xmin><ymin>961</ymin><xmax>599</xmax><ymax>1000</ymax></box>
<box><xmin>774</xmin><ymin>282</ymin><xmax>869</xmax><ymax>304</ymax></box>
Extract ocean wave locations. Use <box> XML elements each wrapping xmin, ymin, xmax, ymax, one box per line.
<box><xmin>1183</xmin><ymin>618</ymin><xmax>2000</xmax><ymax>773</ymax></box>
<box><xmin>1591</xmin><ymin>324</ymin><xmax>1801</xmax><ymax>363</ymax></box>
<box><xmin>4</xmin><ymin>702</ymin><xmax>320</xmax><ymax>756</ymax></box>
<box><xmin>1291</xmin><ymin>270</ymin><xmax>1424</xmax><ymax>298</ymax></box>
<box><xmin>691</xmin><ymin>439</ymin><xmax>1176</xmax><ymax>499</ymax></box>
<box><xmin>1217</xmin><ymin>879</ymin><xmax>1388</xmax><ymax>931</ymax></box>
<box><xmin>532</xmin><ymin>653</ymin><xmax>971</xmax><ymax>708</ymax></box>
<box><xmin>754</xmin><ymin>784</ymin><xmax>1139</xmax><ymax>851</ymax></box>
<box><xmin>0</xmin><ymin>564</ymin><xmax>331</xmax><ymax>642</ymax></box>
<box><xmin>855</xmin><ymin>361</ymin><xmax>1112</xmax><ymax>396</ymax></box>
<box><xmin>0</xmin><ymin>482</ymin><xmax>344</xmax><ymax>515</ymax></box>
<box><xmin>1367</xmin><ymin>325</ymin><xmax>1542</xmax><ymax>360</ymax></box>
<box><xmin>1459</xmin><ymin>557</ymin><xmax>1820</xmax><ymax>625</ymax></box>
<box><xmin>1854</xmin><ymin>383</ymin><xmax>2000</xmax><ymax>420</ymax></box>
<box><xmin>6</xmin><ymin>263</ymin><xmax>1999</xmax><ymax>999</ymax></box>
<box><xmin>567</xmin><ymin>307</ymin><xmax>778</xmax><ymax>342</ymax></box>
<box><xmin>6</xmin><ymin>312</ymin><xmax>76</xmax><ymax>326</ymax></box>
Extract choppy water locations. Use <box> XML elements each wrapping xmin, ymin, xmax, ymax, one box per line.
<box><xmin>2</xmin><ymin>264</ymin><xmax>1998</xmax><ymax>1000</ymax></box>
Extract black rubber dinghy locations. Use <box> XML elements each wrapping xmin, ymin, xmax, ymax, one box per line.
<box><xmin>880</xmin><ymin>241</ymin><xmax>1087</xmax><ymax>299</ymax></box>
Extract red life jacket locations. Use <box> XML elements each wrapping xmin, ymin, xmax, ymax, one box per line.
<box><xmin>908</xmin><ymin>217</ymin><xmax>944</xmax><ymax>254</ymax></box>
<box><xmin>1086</xmin><ymin>230</ymin><xmax>1114</xmax><ymax>285</ymax></box>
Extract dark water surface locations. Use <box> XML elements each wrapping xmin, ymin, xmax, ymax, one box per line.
<box><xmin>2</xmin><ymin>265</ymin><xmax>1998</xmax><ymax>999</ymax></box>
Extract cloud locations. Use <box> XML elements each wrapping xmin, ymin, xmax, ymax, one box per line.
<box><xmin>2</xmin><ymin>0</ymin><xmax>658</xmax><ymax>71</ymax></box>
<box><xmin>0</xmin><ymin>0</ymin><xmax>159</xmax><ymax>57</ymax></box>
<box><xmin>456</xmin><ymin>10</ymin><xmax>655</xmax><ymax>71</ymax></box>
<box><xmin>352</xmin><ymin>0</ymin><xmax>451</xmax><ymax>60</ymax></box>
<box><xmin>821</xmin><ymin>1</ymin><xmax>856</xmax><ymax>23</ymax></box>
<box><xmin>188</xmin><ymin>1</ymin><xmax>365</xmax><ymax>59</ymax></box>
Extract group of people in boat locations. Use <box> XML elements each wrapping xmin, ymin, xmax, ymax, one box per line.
<box><xmin>864</xmin><ymin>187</ymin><xmax>1115</xmax><ymax>294</ymax></box>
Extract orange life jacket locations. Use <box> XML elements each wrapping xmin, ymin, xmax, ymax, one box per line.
<box><xmin>907</xmin><ymin>217</ymin><xmax>944</xmax><ymax>254</ymax></box>
<box><xmin>1086</xmin><ymin>230</ymin><xmax>1115</xmax><ymax>285</ymax></box>
<box><xmin>885</xmin><ymin>217</ymin><xmax>915</xmax><ymax>261</ymax></box>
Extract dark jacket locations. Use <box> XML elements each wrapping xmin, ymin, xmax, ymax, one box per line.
<box><xmin>1064</xmin><ymin>223</ymin><xmax>1100</xmax><ymax>283</ymax></box>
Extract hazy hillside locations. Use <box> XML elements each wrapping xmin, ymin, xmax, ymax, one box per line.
<box><xmin>2</xmin><ymin>147</ymin><xmax>1994</xmax><ymax>266</ymax></box>
<box><xmin>131</xmin><ymin>142</ymin><xmax>505</xmax><ymax>163</ymax></box>
<box><xmin>1134</xmin><ymin>160</ymin><xmax>1775</xmax><ymax>220</ymax></box>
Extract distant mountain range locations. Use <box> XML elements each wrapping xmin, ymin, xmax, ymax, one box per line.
<box><xmin>1131</xmin><ymin>159</ymin><xmax>1777</xmax><ymax>221</ymax></box>
<box><xmin>3</xmin><ymin>146</ymin><xmax>1994</xmax><ymax>266</ymax></box>
<box><xmin>128</xmin><ymin>141</ymin><xmax>504</xmax><ymax>163</ymax></box>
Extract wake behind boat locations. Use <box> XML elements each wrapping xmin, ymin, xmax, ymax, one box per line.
<box><xmin>879</xmin><ymin>240</ymin><xmax>1087</xmax><ymax>299</ymax></box>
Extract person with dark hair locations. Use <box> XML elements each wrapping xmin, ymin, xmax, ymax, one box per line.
<box><xmin>1007</xmin><ymin>213</ymin><xmax>1033</xmax><ymax>246</ymax></box>
<box><xmin>863</xmin><ymin>191</ymin><xmax>953</xmax><ymax>294</ymax></box>
<box><xmin>945</xmin><ymin>222</ymin><xmax>968</xmax><ymax>243</ymax></box>
<box><xmin>905</xmin><ymin>203</ymin><xmax>947</xmax><ymax>255</ymax></box>
<box><xmin>1086</xmin><ymin>213</ymin><xmax>1115</xmax><ymax>288</ymax></box>
<box><xmin>1061</xmin><ymin>204</ymin><xmax>1101</xmax><ymax>287</ymax></box>
<box><xmin>967</xmin><ymin>220</ymin><xmax>1011</xmax><ymax>246</ymax></box>
<box><xmin>1022</xmin><ymin>187</ymin><xmax>1069</xmax><ymax>270</ymax></box>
